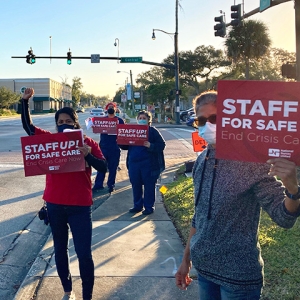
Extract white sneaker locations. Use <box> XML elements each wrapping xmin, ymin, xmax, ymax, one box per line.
<box><xmin>62</xmin><ymin>291</ymin><xmax>75</xmax><ymax>300</ymax></box>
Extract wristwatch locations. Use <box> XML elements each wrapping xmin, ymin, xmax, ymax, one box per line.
<box><xmin>285</xmin><ymin>186</ymin><xmax>300</xmax><ymax>200</ymax></box>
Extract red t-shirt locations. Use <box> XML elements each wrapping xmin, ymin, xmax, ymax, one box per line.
<box><xmin>35</xmin><ymin>127</ymin><xmax>104</xmax><ymax>206</ymax></box>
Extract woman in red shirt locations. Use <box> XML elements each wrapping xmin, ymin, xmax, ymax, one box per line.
<box><xmin>21</xmin><ymin>88</ymin><xmax>107</xmax><ymax>300</ymax></box>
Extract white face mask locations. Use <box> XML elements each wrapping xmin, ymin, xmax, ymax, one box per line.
<box><xmin>198</xmin><ymin>122</ymin><xmax>216</xmax><ymax>144</ymax></box>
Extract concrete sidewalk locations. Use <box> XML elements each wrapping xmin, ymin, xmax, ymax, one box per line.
<box><xmin>14</xmin><ymin>158</ymin><xmax>199</xmax><ymax>300</ymax></box>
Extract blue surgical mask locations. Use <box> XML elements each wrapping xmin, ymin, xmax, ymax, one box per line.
<box><xmin>138</xmin><ymin>119</ymin><xmax>148</xmax><ymax>125</ymax></box>
<box><xmin>57</xmin><ymin>124</ymin><xmax>75</xmax><ymax>133</ymax></box>
<box><xmin>198</xmin><ymin>122</ymin><xmax>216</xmax><ymax>144</ymax></box>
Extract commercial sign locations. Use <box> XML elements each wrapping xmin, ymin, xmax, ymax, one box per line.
<box><xmin>216</xmin><ymin>80</ymin><xmax>300</xmax><ymax>165</ymax></box>
<box><xmin>21</xmin><ymin>131</ymin><xmax>85</xmax><ymax>177</ymax></box>
<box><xmin>92</xmin><ymin>117</ymin><xmax>118</xmax><ymax>134</ymax></box>
<box><xmin>116</xmin><ymin>124</ymin><xmax>149</xmax><ymax>146</ymax></box>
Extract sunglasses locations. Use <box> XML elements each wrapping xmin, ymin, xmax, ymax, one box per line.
<box><xmin>194</xmin><ymin>114</ymin><xmax>217</xmax><ymax>127</ymax></box>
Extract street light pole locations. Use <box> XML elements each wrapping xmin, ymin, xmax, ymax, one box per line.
<box><xmin>152</xmin><ymin>0</ymin><xmax>180</xmax><ymax>124</ymax></box>
<box><xmin>114</xmin><ymin>38</ymin><xmax>120</xmax><ymax>64</ymax></box>
<box><xmin>129</xmin><ymin>70</ymin><xmax>134</xmax><ymax>115</ymax></box>
<box><xmin>49</xmin><ymin>36</ymin><xmax>52</xmax><ymax>64</ymax></box>
<box><xmin>174</xmin><ymin>0</ymin><xmax>180</xmax><ymax>124</ymax></box>
<box><xmin>117</xmin><ymin>70</ymin><xmax>135</xmax><ymax>116</ymax></box>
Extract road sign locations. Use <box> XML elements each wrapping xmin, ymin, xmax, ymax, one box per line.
<box><xmin>260</xmin><ymin>0</ymin><xmax>271</xmax><ymax>12</ymax></box>
<box><xmin>121</xmin><ymin>93</ymin><xmax>127</xmax><ymax>103</ymax></box>
<box><xmin>120</xmin><ymin>57</ymin><xmax>142</xmax><ymax>63</ymax></box>
<box><xmin>91</xmin><ymin>54</ymin><xmax>100</xmax><ymax>63</ymax></box>
<box><xmin>20</xmin><ymin>86</ymin><xmax>27</xmax><ymax>94</ymax></box>
<box><xmin>134</xmin><ymin>92</ymin><xmax>140</xmax><ymax>98</ymax></box>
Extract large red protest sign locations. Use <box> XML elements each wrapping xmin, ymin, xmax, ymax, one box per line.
<box><xmin>216</xmin><ymin>80</ymin><xmax>300</xmax><ymax>165</ymax></box>
<box><xmin>116</xmin><ymin>124</ymin><xmax>149</xmax><ymax>146</ymax></box>
<box><xmin>21</xmin><ymin>131</ymin><xmax>85</xmax><ymax>177</ymax></box>
<box><xmin>92</xmin><ymin>117</ymin><xmax>118</xmax><ymax>134</ymax></box>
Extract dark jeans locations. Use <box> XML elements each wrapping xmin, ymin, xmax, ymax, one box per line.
<box><xmin>94</xmin><ymin>147</ymin><xmax>120</xmax><ymax>189</ymax></box>
<box><xmin>198</xmin><ymin>274</ymin><xmax>262</xmax><ymax>300</ymax></box>
<box><xmin>47</xmin><ymin>203</ymin><xmax>94</xmax><ymax>300</ymax></box>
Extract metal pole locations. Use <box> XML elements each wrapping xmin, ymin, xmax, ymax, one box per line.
<box><xmin>175</xmin><ymin>0</ymin><xmax>180</xmax><ymax>124</ymax></box>
<box><xmin>295</xmin><ymin>0</ymin><xmax>300</xmax><ymax>81</ymax></box>
<box><xmin>124</xmin><ymin>79</ymin><xmax>127</xmax><ymax>112</ymax></box>
<box><xmin>130</xmin><ymin>70</ymin><xmax>134</xmax><ymax>115</ymax></box>
<box><xmin>49</xmin><ymin>36</ymin><xmax>52</xmax><ymax>64</ymax></box>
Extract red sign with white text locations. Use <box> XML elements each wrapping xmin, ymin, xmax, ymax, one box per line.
<box><xmin>116</xmin><ymin>124</ymin><xmax>149</xmax><ymax>146</ymax></box>
<box><xmin>216</xmin><ymin>80</ymin><xmax>300</xmax><ymax>165</ymax></box>
<box><xmin>92</xmin><ymin>117</ymin><xmax>118</xmax><ymax>134</ymax></box>
<box><xmin>21</xmin><ymin>131</ymin><xmax>85</xmax><ymax>176</ymax></box>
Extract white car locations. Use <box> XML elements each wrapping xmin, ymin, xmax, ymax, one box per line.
<box><xmin>90</xmin><ymin>108</ymin><xmax>106</xmax><ymax>117</ymax></box>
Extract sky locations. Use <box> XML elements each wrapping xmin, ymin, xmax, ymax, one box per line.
<box><xmin>0</xmin><ymin>0</ymin><xmax>295</xmax><ymax>99</ymax></box>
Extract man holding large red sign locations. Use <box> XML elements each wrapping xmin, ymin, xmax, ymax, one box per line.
<box><xmin>175</xmin><ymin>88</ymin><xmax>300</xmax><ymax>299</ymax></box>
<box><xmin>21</xmin><ymin>88</ymin><xmax>107</xmax><ymax>300</ymax></box>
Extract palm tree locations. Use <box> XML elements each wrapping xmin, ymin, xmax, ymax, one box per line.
<box><xmin>225</xmin><ymin>20</ymin><xmax>271</xmax><ymax>79</ymax></box>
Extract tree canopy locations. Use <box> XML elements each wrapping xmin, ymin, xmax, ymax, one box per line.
<box><xmin>0</xmin><ymin>86</ymin><xmax>20</xmax><ymax>109</ymax></box>
<box><xmin>225</xmin><ymin>20</ymin><xmax>271</xmax><ymax>79</ymax></box>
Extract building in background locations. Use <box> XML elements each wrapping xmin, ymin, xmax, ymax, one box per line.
<box><xmin>0</xmin><ymin>78</ymin><xmax>72</xmax><ymax>113</ymax></box>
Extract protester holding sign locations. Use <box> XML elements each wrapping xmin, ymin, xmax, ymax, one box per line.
<box><xmin>175</xmin><ymin>91</ymin><xmax>300</xmax><ymax>299</ymax></box>
<box><xmin>119</xmin><ymin>110</ymin><xmax>165</xmax><ymax>215</ymax></box>
<box><xmin>21</xmin><ymin>88</ymin><xmax>107</xmax><ymax>300</ymax></box>
<box><xmin>93</xmin><ymin>102</ymin><xmax>124</xmax><ymax>193</ymax></box>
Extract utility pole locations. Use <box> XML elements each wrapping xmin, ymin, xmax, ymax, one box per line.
<box><xmin>130</xmin><ymin>70</ymin><xmax>134</xmax><ymax>115</ymax></box>
<box><xmin>295</xmin><ymin>0</ymin><xmax>300</xmax><ymax>81</ymax></box>
<box><xmin>175</xmin><ymin>0</ymin><xmax>180</xmax><ymax>125</ymax></box>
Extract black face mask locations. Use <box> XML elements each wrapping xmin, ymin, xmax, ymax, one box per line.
<box><xmin>107</xmin><ymin>108</ymin><xmax>115</xmax><ymax>114</ymax></box>
<box><xmin>57</xmin><ymin>124</ymin><xmax>75</xmax><ymax>132</ymax></box>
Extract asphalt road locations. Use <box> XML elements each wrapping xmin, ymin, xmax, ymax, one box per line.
<box><xmin>0</xmin><ymin>112</ymin><xmax>196</xmax><ymax>299</ymax></box>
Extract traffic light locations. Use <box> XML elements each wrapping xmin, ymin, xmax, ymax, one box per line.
<box><xmin>31</xmin><ymin>54</ymin><xmax>36</xmax><ymax>64</ymax></box>
<box><xmin>231</xmin><ymin>4</ymin><xmax>242</xmax><ymax>26</ymax></box>
<box><xmin>214</xmin><ymin>16</ymin><xmax>226</xmax><ymax>37</ymax></box>
<box><xmin>67</xmin><ymin>51</ymin><xmax>72</xmax><ymax>65</ymax></box>
<box><xmin>26</xmin><ymin>49</ymin><xmax>35</xmax><ymax>64</ymax></box>
<box><xmin>281</xmin><ymin>63</ymin><xmax>296</xmax><ymax>79</ymax></box>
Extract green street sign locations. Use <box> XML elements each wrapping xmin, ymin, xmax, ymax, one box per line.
<box><xmin>120</xmin><ymin>57</ymin><xmax>142</xmax><ymax>63</ymax></box>
<box><xmin>260</xmin><ymin>0</ymin><xmax>271</xmax><ymax>12</ymax></box>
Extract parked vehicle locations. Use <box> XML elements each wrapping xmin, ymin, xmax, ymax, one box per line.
<box><xmin>76</xmin><ymin>106</ymin><xmax>85</xmax><ymax>113</ymax></box>
<box><xmin>180</xmin><ymin>107</ymin><xmax>194</xmax><ymax>122</ymax></box>
<box><xmin>186</xmin><ymin>113</ymin><xmax>197</xmax><ymax>128</ymax></box>
<box><xmin>90</xmin><ymin>108</ymin><xmax>106</xmax><ymax>117</ymax></box>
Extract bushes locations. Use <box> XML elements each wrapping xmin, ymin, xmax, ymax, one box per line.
<box><xmin>0</xmin><ymin>108</ymin><xmax>17</xmax><ymax>116</ymax></box>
